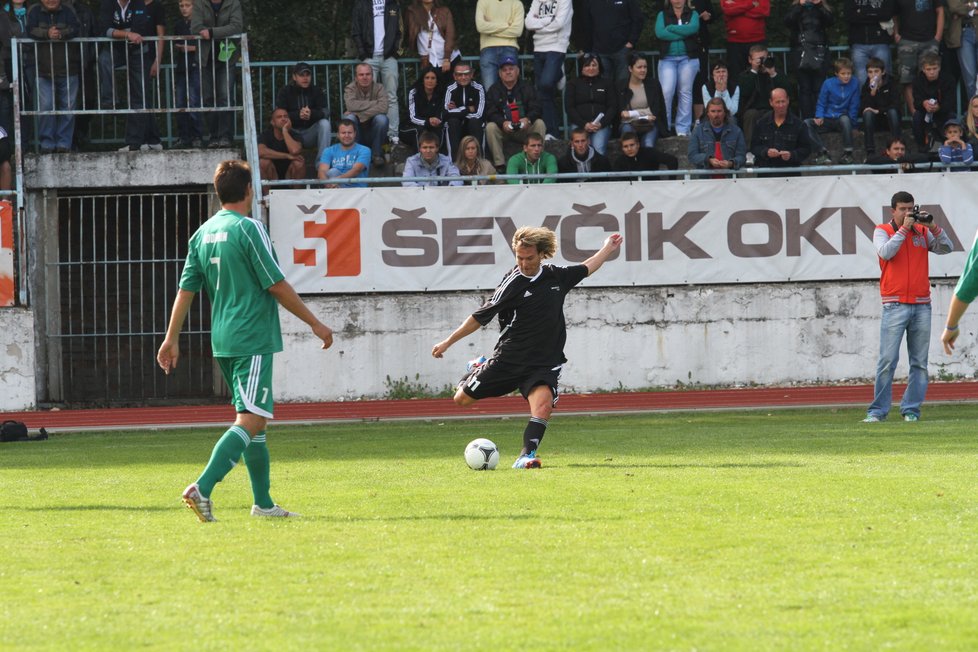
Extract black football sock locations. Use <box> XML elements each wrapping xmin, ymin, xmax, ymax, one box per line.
<box><xmin>523</xmin><ymin>417</ymin><xmax>548</xmax><ymax>453</ymax></box>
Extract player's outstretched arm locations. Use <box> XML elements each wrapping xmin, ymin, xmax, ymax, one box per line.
<box><xmin>267</xmin><ymin>279</ymin><xmax>335</xmax><ymax>350</ymax></box>
<box><xmin>157</xmin><ymin>289</ymin><xmax>196</xmax><ymax>374</ymax></box>
<box><xmin>432</xmin><ymin>315</ymin><xmax>482</xmax><ymax>358</ymax></box>
<box><xmin>943</xmin><ymin>295</ymin><xmax>971</xmax><ymax>354</ymax></box>
<box><xmin>583</xmin><ymin>233</ymin><xmax>623</xmax><ymax>276</ymax></box>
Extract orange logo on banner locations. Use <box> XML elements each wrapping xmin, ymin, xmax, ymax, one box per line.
<box><xmin>0</xmin><ymin>200</ymin><xmax>13</xmax><ymax>307</ymax></box>
<box><xmin>293</xmin><ymin>208</ymin><xmax>361</xmax><ymax>277</ymax></box>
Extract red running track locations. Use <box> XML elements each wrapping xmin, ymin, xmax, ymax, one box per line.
<box><xmin>3</xmin><ymin>382</ymin><xmax>977</xmax><ymax>432</ymax></box>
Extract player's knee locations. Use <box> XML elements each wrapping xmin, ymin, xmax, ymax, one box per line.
<box><xmin>454</xmin><ymin>388</ymin><xmax>475</xmax><ymax>407</ymax></box>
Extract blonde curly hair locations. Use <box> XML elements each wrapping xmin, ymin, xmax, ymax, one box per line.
<box><xmin>511</xmin><ymin>226</ymin><xmax>557</xmax><ymax>259</ymax></box>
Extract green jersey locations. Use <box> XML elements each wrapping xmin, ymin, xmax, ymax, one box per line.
<box><xmin>179</xmin><ymin>209</ymin><xmax>285</xmax><ymax>357</ymax></box>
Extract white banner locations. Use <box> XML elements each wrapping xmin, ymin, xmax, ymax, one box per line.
<box><xmin>268</xmin><ymin>173</ymin><xmax>978</xmax><ymax>293</ymax></box>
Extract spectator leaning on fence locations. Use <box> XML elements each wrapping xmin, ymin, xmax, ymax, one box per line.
<box><xmin>343</xmin><ymin>62</ymin><xmax>391</xmax><ymax>170</ymax></box>
<box><xmin>275</xmin><ymin>62</ymin><xmax>331</xmax><ymax>160</ymax></box>
<box><xmin>688</xmin><ymin>96</ymin><xmax>747</xmax><ymax>171</ymax></box>
<box><xmin>352</xmin><ymin>0</ymin><xmax>402</xmax><ymax>145</ymax></box>
<box><xmin>402</xmin><ymin>130</ymin><xmax>462</xmax><ymax>187</ymax></box>
<box><xmin>613</xmin><ymin>129</ymin><xmax>679</xmax><ymax>180</ymax></box>
<box><xmin>750</xmin><ymin>87</ymin><xmax>812</xmax><ymax>174</ymax></box>
<box><xmin>938</xmin><ymin>116</ymin><xmax>974</xmax><ymax>167</ymax></box>
<box><xmin>191</xmin><ymin>0</ymin><xmax>244</xmax><ymax>148</ymax></box>
<box><xmin>443</xmin><ymin>62</ymin><xmax>486</xmax><ymax>160</ymax></box>
<box><xmin>172</xmin><ymin>0</ymin><xmax>202</xmax><ymax>148</ymax></box>
<box><xmin>29</xmin><ymin>0</ymin><xmax>80</xmax><ymax>154</ymax></box>
<box><xmin>64</xmin><ymin>0</ymin><xmax>97</xmax><ymax>150</ymax></box>
<box><xmin>865</xmin><ymin>134</ymin><xmax>929</xmax><ymax>170</ymax></box>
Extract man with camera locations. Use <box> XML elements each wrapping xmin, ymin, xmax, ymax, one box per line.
<box><xmin>736</xmin><ymin>45</ymin><xmax>788</xmax><ymax>152</ymax></box>
<box><xmin>864</xmin><ymin>191</ymin><xmax>952</xmax><ymax>423</ymax></box>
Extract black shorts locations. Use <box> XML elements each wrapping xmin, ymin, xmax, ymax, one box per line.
<box><xmin>461</xmin><ymin>357</ymin><xmax>562</xmax><ymax>404</ymax></box>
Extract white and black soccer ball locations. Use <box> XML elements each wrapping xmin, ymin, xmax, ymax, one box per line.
<box><xmin>464</xmin><ymin>438</ymin><xmax>499</xmax><ymax>470</ymax></box>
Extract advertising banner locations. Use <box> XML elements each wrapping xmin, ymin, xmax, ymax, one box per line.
<box><xmin>0</xmin><ymin>200</ymin><xmax>13</xmax><ymax>306</ymax></box>
<box><xmin>268</xmin><ymin>174</ymin><xmax>977</xmax><ymax>294</ymax></box>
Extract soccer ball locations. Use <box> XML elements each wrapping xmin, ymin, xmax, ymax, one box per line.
<box><xmin>464</xmin><ymin>438</ymin><xmax>499</xmax><ymax>470</ymax></box>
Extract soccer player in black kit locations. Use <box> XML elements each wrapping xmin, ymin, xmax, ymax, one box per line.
<box><xmin>432</xmin><ymin>226</ymin><xmax>623</xmax><ymax>468</ymax></box>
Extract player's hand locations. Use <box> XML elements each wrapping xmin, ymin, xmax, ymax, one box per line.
<box><xmin>605</xmin><ymin>233</ymin><xmax>623</xmax><ymax>250</ymax></box>
<box><xmin>432</xmin><ymin>341</ymin><xmax>450</xmax><ymax>358</ymax></box>
<box><xmin>314</xmin><ymin>323</ymin><xmax>334</xmax><ymax>350</ymax></box>
<box><xmin>943</xmin><ymin>327</ymin><xmax>960</xmax><ymax>354</ymax></box>
<box><xmin>157</xmin><ymin>340</ymin><xmax>180</xmax><ymax>374</ymax></box>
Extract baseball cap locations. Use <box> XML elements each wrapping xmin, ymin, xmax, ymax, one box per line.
<box><xmin>943</xmin><ymin>117</ymin><xmax>962</xmax><ymax>131</ymax></box>
<box><xmin>293</xmin><ymin>62</ymin><xmax>312</xmax><ymax>75</ymax></box>
<box><xmin>499</xmin><ymin>55</ymin><xmax>519</xmax><ymax>67</ymax></box>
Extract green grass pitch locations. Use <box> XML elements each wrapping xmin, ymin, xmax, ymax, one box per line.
<box><xmin>2</xmin><ymin>405</ymin><xmax>978</xmax><ymax>651</ymax></box>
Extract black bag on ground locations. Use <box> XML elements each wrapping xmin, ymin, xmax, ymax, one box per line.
<box><xmin>1</xmin><ymin>420</ymin><xmax>29</xmax><ymax>442</ymax></box>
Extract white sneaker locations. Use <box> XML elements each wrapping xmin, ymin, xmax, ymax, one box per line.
<box><xmin>389</xmin><ymin>136</ymin><xmax>399</xmax><ymax>147</ymax></box>
<box><xmin>146</xmin><ymin>143</ymin><xmax>163</xmax><ymax>151</ymax></box>
<box><xmin>544</xmin><ymin>134</ymin><xmax>557</xmax><ymax>142</ymax></box>
<box><xmin>251</xmin><ymin>504</ymin><xmax>301</xmax><ymax>518</ymax></box>
<box><xmin>182</xmin><ymin>483</ymin><xmax>216</xmax><ymax>522</ymax></box>
<box><xmin>745</xmin><ymin>152</ymin><xmax>755</xmax><ymax>167</ymax></box>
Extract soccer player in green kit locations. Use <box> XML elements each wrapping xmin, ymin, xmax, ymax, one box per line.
<box><xmin>157</xmin><ymin>160</ymin><xmax>334</xmax><ymax>522</ymax></box>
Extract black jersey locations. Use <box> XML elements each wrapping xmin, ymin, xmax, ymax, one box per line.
<box><xmin>473</xmin><ymin>263</ymin><xmax>589</xmax><ymax>367</ymax></box>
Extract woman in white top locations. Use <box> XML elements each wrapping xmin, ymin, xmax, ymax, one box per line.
<box><xmin>701</xmin><ymin>60</ymin><xmax>740</xmax><ymax>125</ymax></box>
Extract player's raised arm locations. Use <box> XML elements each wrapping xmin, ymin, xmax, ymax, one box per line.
<box><xmin>157</xmin><ymin>288</ymin><xmax>197</xmax><ymax>374</ymax></box>
<box><xmin>432</xmin><ymin>315</ymin><xmax>483</xmax><ymax>358</ymax></box>
<box><xmin>583</xmin><ymin>233</ymin><xmax>623</xmax><ymax>276</ymax></box>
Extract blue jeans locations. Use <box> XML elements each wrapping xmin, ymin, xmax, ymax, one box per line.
<box><xmin>599</xmin><ymin>47</ymin><xmax>632</xmax><ymax>86</ymax></box>
<box><xmin>533</xmin><ymin>51</ymin><xmax>565</xmax><ymax>137</ymax></box>
<box><xmin>362</xmin><ymin>55</ymin><xmax>399</xmax><ymax>138</ymax></box>
<box><xmin>851</xmin><ymin>43</ymin><xmax>893</xmax><ymax>88</ymax></box>
<box><xmin>619</xmin><ymin>122</ymin><xmax>658</xmax><ymax>148</ymax></box>
<box><xmin>958</xmin><ymin>26</ymin><xmax>978</xmax><ymax>100</ymax></box>
<box><xmin>174</xmin><ymin>66</ymin><xmax>203</xmax><ymax>142</ymax></box>
<box><xmin>806</xmin><ymin>115</ymin><xmax>854</xmax><ymax>152</ymax></box>
<box><xmin>344</xmin><ymin>112</ymin><xmax>389</xmax><ymax>159</ymax></box>
<box><xmin>658</xmin><ymin>55</ymin><xmax>699</xmax><ymax>135</ymax></box>
<box><xmin>862</xmin><ymin>107</ymin><xmax>901</xmax><ymax>154</ymax></box>
<box><xmin>37</xmin><ymin>75</ymin><xmax>78</xmax><ymax>150</ymax></box>
<box><xmin>293</xmin><ymin>120</ymin><xmax>332</xmax><ymax>159</ymax></box>
<box><xmin>479</xmin><ymin>45</ymin><xmax>518</xmax><ymax>91</ymax></box>
<box><xmin>868</xmin><ymin>302</ymin><xmax>932</xmax><ymax>419</ymax></box>
<box><xmin>571</xmin><ymin>123</ymin><xmax>611</xmax><ymax>154</ymax></box>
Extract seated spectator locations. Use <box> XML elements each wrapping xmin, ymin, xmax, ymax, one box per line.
<box><xmin>444</xmin><ymin>62</ymin><xmax>486</xmax><ymax>159</ymax></box>
<box><xmin>688</xmin><ymin>97</ymin><xmax>746</xmax><ymax>172</ymax></box>
<box><xmin>860</xmin><ymin>56</ymin><xmax>900</xmax><ymax>160</ymax></box>
<box><xmin>258</xmin><ymin>108</ymin><xmax>305</xmax><ymax>186</ymax></box>
<box><xmin>506</xmin><ymin>132</ymin><xmax>557</xmax><ymax>184</ymax></box>
<box><xmin>750</xmin><ymin>88</ymin><xmax>811</xmax><ymax>175</ymax></box>
<box><xmin>343</xmin><ymin>62</ymin><xmax>390</xmax><ymax>169</ymax></box>
<box><xmin>613</xmin><ymin>130</ymin><xmax>679</xmax><ymax>180</ymax></box>
<box><xmin>484</xmin><ymin>55</ymin><xmax>546</xmax><ymax>171</ymax></box>
<box><xmin>617</xmin><ymin>53</ymin><xmax>666</xmax><ymax>148</ymax></box>
<box><xmin>317</xmin><ymin>118</ymin><xmax>372</xmax><ymax>188</ymax></box>
<box><xmin>28</xmin><ymin>0</ymin><xmax>80</xmax><ymax>154</ymax></box>
<box><xmin>401</xmin><ymin>65</ymin><xmax>447</xmax><ymax>154</ymax></box>
<box><xmin>564</xmin><ymin>53</ymin><xmax>615</xmax><ymax>154</ymax></box>
<box><xmin>172</xmin><ymin>0</ymin><xmax>203</xmax><ymax>148</ymax></box>
<box><xmin>404</xmin><ymin>0</ymin><xmax>460</xmax><ymax>87</ymax></box>
<box><xmin>938</xmin><ymin>117</ymin><xmax>974</xmax><ymax>169</ymax></box>
<box><xmin>454</xmin><ymin>134</ymin><xmax>497</xmax><ymax>183</ymax></box>
<box><xmin>965</xmin><ymin>94</ymin><xmax>978</xmax><ymax>150</ymax></box>
<box><xmin>911</xmin><ymin>52</ymin><xmax>955</xmax><ymax>153</ymax></box>
<box><xmin>402</xmin><ymin>130</ymin><xmax>462</xmax><ymax>186</ymax></box>
<box><xmin>701</xmin><ymin>60</ymin><xmax>739</xmax><ymax>125</ymax></box>
<box><xmin>275</xmin><ymin>62</ymin><xmax>332</xmax><ymax>160</ymax></box>
<box><xmin>865</xmin><ymin>135</ymin><xmax>930</xmax><ymax>172</ymax></box>
<box><xmin>736</xmin><ymin>45</ymin><xmax>789</xmax><ymax>150</ymax></box>
<box><xmin>557</xmin><ymin>127</ymin><xmax>612</xmax><ymax>181</ymax></box>
<box><xmin>807</xmin><ymin>57</ymin><xmax>860</xmax><ymax>165</ymax></box>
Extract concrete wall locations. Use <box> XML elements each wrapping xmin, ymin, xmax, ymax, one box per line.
<box><xmin>0</xmin><ymin>307</ymin><xmax>35</xmax><ymax>410</ymax></box>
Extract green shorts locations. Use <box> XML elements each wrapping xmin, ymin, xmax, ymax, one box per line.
<box><xmin>217</xmin><ymin>354</ymin><xmax>274</xmax><ymax>418</ymax></box>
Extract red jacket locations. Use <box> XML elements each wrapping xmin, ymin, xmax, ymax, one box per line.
<box><xmin>877</xmin><ymin>222</ymin><xmax>934</xmax><ymax>304</ymax></box>
<box><xmin>721</xmin><ymin>0</ymin><xmax>769</xmax><ymax>44</ymax></box>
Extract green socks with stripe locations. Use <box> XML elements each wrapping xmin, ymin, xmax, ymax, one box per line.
<box><xmin>197</xmin><ymin>426</ymin><xmax>251</xmax><ymax>497</ymax></box>
<box><xmin>243</xmin><ymin>432</ymin><xmax>274</xmax><ymax>509</ymax></box>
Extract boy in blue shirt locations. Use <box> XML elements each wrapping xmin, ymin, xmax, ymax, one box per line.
<box><xmin>807</xmin><ymin>57</ymin><xmax>860</xmax><ymax>165</ymax></box>
<box><xmin>938</xmin><ymin>118</ymin><xmax>974</xmax><ymax>169</ymax></box>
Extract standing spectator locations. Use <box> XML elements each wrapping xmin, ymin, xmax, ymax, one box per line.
<box><xmin>702</xmin><ymin>60</ymin><xmax>740</xmax><ymax>123</ymax></box>
<box><xmin>613</xmin><ymin>130</ymin><xmax>680</xmax><ymax>179</ymax></box>
<box><xmin>736</xmin><ymin>45</ymin><xmax>789</xmax><ymax>149</ymax></box>
<box><xmin>911</xmin><ymin>52</ymin><xmax>955</xmax><ymax>150</ymax></box>
<box><xmin>750</xmin><ymin>87</ymin><xmax>812</xmax><ymax>173</ymax></box>
<box><xmin>475</xmin><ymin>0</ymin><xmax>524</xmax><ymax>91</ymax></box>
<box><xmin>191</xmin><ymin>0</ymin><xmax>244</xmax><ymax>148</ymax></box>
<box><xmin>893</xmin><ymin>0</ymin><xmax>945</xmax><ymax>116</ymax></box>
<box><xmin>565</xmin><ymin>53</ymin><xmax>616</xmax><ymax>154</ymax></box>
<box><xmin>64</xmin><ymin>0</ymin><xmax>96</xmax><ymax>150</ymax></box>
<box><xmin>258</xmin><ymin>107</ymin><xmax>305</xmax><ymax>185</ymax></box>
<box><xmin>861</xmin><ymin>56</ymin><xmax>901</xmax><ymax>159</ymax></box>
<box><xmin>444</xmin><ymin>62</ymin><xmax>486</xmax><ymax>160</ymax></box>
<box><xmin>807</xmin><ymin>57</ymin><xmax>861</xmax><ymax>165</ymax></box>
<box><xmin>99</xmin><ymin>0</ymin><xmax>160</xmax><ymax>151</ymax></box>
<box><xmin>690</xmin><ymin>0</ymin><xmax>716</xmax><ymax>121</ymax></box>
<box><xmin>172</xmin><ymin>0</ymin><xmax>203</xmax><ymax>148</ymax></box>
<box><xmin>617</xmin><ymin>53</ymin><xmax>667</xmax><ymax>149</ymax></box>
<box><xmin>720</xmin><ymin>0</ymin><xmax>770</xmax><ymax>79</ymax></box>
<box><xmin>946</xmin><ymin>0</ymin><xmax>978</xmax><ymax>100</ymax></box>
<box><xmin>938</xmin><ymin>116</ymin><xmax>974</xmax><ymax>165</ymax></box>
<box><xmin>352</xmin><ymin>0</ymin><xmax>401</xmax><ymax>146</ymax></box>
<box><xmin>784</xmin><ymin>0</ymin><xmax>835</xmax><ymax>120</ymax></box>
<box><xmin>28</xmin><ymin>0</ymin><xmax>80</xmax><ymax>154</ymax></box>
<box><xmin>317</xmin><ymin>118</ymin><xmax>372</xmax><ymax>188</ymax></box>
<box><xmin>863</xmin><ymin>190</ymin><xmax>952</xmax><ymax>423</ymax></box>
<box><xmin>343</xmin><ymin>62</ymin><xmax>390</xmax><ymax>169</ymax></box>
<box><xmin>141</xmin><ymin>0</ymin><xmax>165</xmax><ymax>149</ymax></box>
<box><xmin>454</xmin><ymin>134</ymin><xmax>497</xmax><ymax>182</ymax></box>
<box><xmin>655</xmin><ymin>0</ymin><xmax>702</xmax><ymax>138</ymax></box>
<box><xmin>0</xmin><ymin>1</ymin><xmax>29</xmax><ymax>141</ymax></box>
<box><xmin>404</xmin><ymin>0</ymin><xmax>459</xmax><ymax>88</ymax></box>
<box><xmin>505</xmin><ymin>131</ymin><xmax>557</xmax><ymax>183</ymax></box>
<box><xmin>846</xmin><ymin>0</ymin><xmax>896</xmax><ymax>87</ymax></box>
<box><xmin>401</xmin><ymin>66</ymin><xmax>447</xmax><ymax>154</ymax></box>
<box><xmin>688</xmin><ymin>97</ymin><xmax>747</xmax><ymax>171</ymax></box>
<box><xmin>525</xmin><ymin>0</ymin><xmax>573</xmax><ymax>139</ymax></box>
<box><xmin>274</xmin><ymin>62</ymin><xmax>331</xmax><ymax>160</ymax></box>
<box><xmin>577</xmin><ymin>0</ymin><xmax>644</xmax><ymax>85</ymax></box>
<box><xmin>402</xmin><ymin>130</ymin><xmax>463</xmax><ymax>186</ymax></box>
<box><xmin>557</xmin><ymin>126</ymin><xmax>612</xmax><ymax>179</ymax></box>
<box><xmin>484</xmin><ymin>56</ymin><xmax>546</xmax><ymax>170</ymax></box>
<box><xmin>965</xmin><ymin>93</ymin><xmax>978</xmax><ymax>147</ymax></box>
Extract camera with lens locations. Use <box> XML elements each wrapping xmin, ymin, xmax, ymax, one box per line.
<box><xmin>911</xmin><ymin>205</ymin><xmax>934</xmax><ymax>224</ymax></box>
<box><xmin>762</xmin><ymin>56</ymin><xmax>776</xmax><ymax>70</ymax></box>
